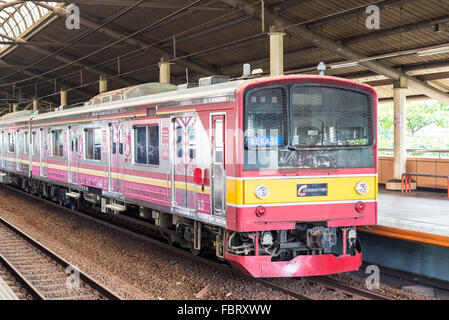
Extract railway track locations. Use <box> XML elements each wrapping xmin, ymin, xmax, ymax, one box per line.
<box><xmin>0</xmin><ymin>183</ymin><xmax>395</xmax><ymax>300</ymax></box>
<box><xmin>0</xmin><ymin>254</ymin><xmax>42</xmax><ymax>300</ymax></box>
<box><xmin>0</xmin><ymin>215</ymin><xmax>121</xmax><ymax>300</ymax></box>
<box><xmin>309</xmin><ymin>276</ymin><xmax>395</xmax><ymax>300</ymax></box>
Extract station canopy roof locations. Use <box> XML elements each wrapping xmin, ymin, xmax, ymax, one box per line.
<box><xmin>0</xmin><ymin>0</ymin><xmax>448</xmax><ymax>111</ymax></box>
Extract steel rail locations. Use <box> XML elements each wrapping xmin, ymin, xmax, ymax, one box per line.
<box><xmin>311</xmin><ymin>276</ymin><xmax>395</xmax><ymax>300</ymax></box>
<box><xmin>0</xmin><ymin>253</ymin><xmax>45</xmax><ymax>300</ymax></box>
<box><xmin>0</xmin><ymin>213</ymin><xmax>121</xmax><ymax>300</ymax></box>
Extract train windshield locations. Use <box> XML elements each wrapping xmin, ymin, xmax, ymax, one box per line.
<box><xmin>244</xmin><ymin>84</ymin><xmax>374</xmax><ymax>170</ymax></box>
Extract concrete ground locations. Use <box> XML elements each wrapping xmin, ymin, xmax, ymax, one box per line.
<box><xmin>378</xmin><ymin>186</ymin><xmax>449</xmax><ymax>237</ymax></box>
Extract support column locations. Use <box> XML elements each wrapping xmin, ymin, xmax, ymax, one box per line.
<box><xmin>60</xmin><ymin>90</ymin><xmax>67</xmax><ymax>107</ymax></box>
<box><xmin>269</xmin><ymin>25</ymin><xmax>285</xmax><ymax>77</ymax></box>
<box><xmin>159</xmin><ymin>56</ymin><xmax>171</xmax><ymax>84</ymax></box>
<box><xmin>33</xmin><ymin>98</ymin><xmax>38</xmax><ymax>111</ymax></box>
<box><xmin>386</xmin><ymin>77</ymin><xmax>415</xmax><ymax>190</ymax></box>
<box><xmin>13</xmin><ymin>103</ymin><xmax>18</xmax><ymax>113</ymax></box>
<box><xmin>99</xmin><ymin>74</ymin><xmax>108</xmax><ymax>93</ymax></box>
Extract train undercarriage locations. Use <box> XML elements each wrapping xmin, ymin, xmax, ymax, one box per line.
<box><xmin>2</xmin><ymin>171</ymin><xmax>362</xmax><ymax>278</ymax></box>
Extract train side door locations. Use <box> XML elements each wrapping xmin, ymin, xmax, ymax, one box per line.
<box><xmin>68</xmin><ymin>127</ymin><xmax>80</xmax><ymax>184</ymax></box>
<box><xmin>109</xmin><ymin>122</ymin><xmax>125</xmax><ymax>194</ymax></box>
<box><xmin>211</xmin><ymin>115</ymin><xmax>226</xmax><ymax>217</ymax></box>
<box><xmin>172</xmin><ymin>117</ymin><xmax>196</xmax><ymax>211</ymax></box>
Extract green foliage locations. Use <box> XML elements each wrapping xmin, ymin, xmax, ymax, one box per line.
<box><xmin>378</xmin><ymin>101</ymin><xmax>449</xmax><ymax>151</ymax></box>
<box><xmin>406</xmin><ymin>102</ymin><xmax>449</xmax><ymax>136</ymax></box>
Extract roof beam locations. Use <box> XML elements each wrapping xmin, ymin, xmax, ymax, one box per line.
<box><xmin>0</xmin><ymin>33</ymin><xmax>135</xmax><ymax>87</ymax></box>
<box><xmin>219</xmin><ymin>0</ymin><xmax>449</xmax><ymax>105</ymax></box>
<box><xmin>366</xmin><ymin>72</ymin><xmax>449</xmax><ymax>87</ymax></box>
<box><xmin>343</xmin><ymin>14</ymin><xmax>449</xmax><ymax>45</ymax></box>
<box><xmin>336</xmin><ymin>60</ymin><xmax>449</xmax><ymax>82</ymax></box>
<box><xmin>48</xmin><ymin>0</ymin><xmax>231</xmax><ymax>12</ymax></box>
<box><xmin>306</xmin><ymin>0</ymin><xmax>418</xmax><ymax>29</ymax></box>
<box><xmin>124</xmin><ymin>0</ymin><xmax>221</xmax><ymax>38</ymax></box>
<box><xmin>0</xmin><ymin>1</ymin><xmax>24</xmax><ymax>11</ymax></box>
<box><xmin>39</xmin><ymin>3</ymin><xmax>217</xmax><ymax>77</ymax></box>
<box><xmin>272</xmin><ymin>0</ymin><xmax>310</xmax><ymax>12</ymax></box>
<box><xmin>0</xmin><ymin>41</ymin><xmax>129</xmax><ymax>48</ymax></box>
<box><xmin>118</xmin><ymin>0</ymin><xmax>303</xmax><ymax>70</ymax></box>
<box><xmin>0</xmin><ymin>59</ymin><xmax>96</xmax><ymax>101</ymax></box>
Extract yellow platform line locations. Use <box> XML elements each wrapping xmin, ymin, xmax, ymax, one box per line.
<box><xmin>358</xmin><ymin>225</ymin><xmax>449</xmax><ymax>248</ymax></box>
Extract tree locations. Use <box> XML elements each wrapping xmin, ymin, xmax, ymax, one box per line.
<box><xmin>406</xmin><ymin>102</ymin><xmax>449</xmax><ymax>137</ymax></box>
<box><xmin>378</xmin><ymin>101</ymin><xmax>449</xmax><ymax>148</ymax></box>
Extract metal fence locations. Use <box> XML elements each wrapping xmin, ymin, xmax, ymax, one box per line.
<box><xmin>378</xmin><ymin>149</ymin><xmax>449</xmax><ymax>159</ymax></box>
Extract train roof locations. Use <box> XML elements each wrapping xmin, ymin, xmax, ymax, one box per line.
<box><xmin>0</xmin><ymin>74</ymin><xmax>375</xmax><ymax>127</ymax></box>
<box><xmin>0</xmin><ymin>79</ymin><xmax>248</xmax><ymax>126</ymax></box>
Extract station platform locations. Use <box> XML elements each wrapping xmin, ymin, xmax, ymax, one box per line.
<box><xmin>359</xmin><ymin>186</ymin><xmax>449</xmax><ymax>245</ymax></box>
<box><xmin>0</xmin><ymin>276</ymin><xmax>18</xmax><ymax>300</ymax></box>
<box><xmin>378</xmin><ymin>186</ymin><xmax>449</xmax><ymax>237</ymax></box>
<box><xmin>357</xmin><ymin>186</ymin><xmax>449</xmax><ymax>282</ymax></box>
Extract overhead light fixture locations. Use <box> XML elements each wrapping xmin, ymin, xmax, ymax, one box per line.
<box><xmin>330</xmin><ymin>61</ymin><xmax>359</xmax><ymax>69</ymax></box>
<box><xmin>417</xmin><ymin>46</ymin><xmax>449</xmax><ymax>57</ymax></box>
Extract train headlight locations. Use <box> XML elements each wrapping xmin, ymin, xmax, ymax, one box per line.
<box><xmin>355</xmin><ymin>181</ymin><xmax>369</xmax><ymax>195</ymax></box>
<box><xmin>254</xmin><ymin>185</ymin><xmax>270</xmax><ymax>199</ymax></box>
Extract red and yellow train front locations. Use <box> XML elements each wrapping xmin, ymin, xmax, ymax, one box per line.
<box><xmin>225</xmin><ymin>75</ymin><xmax>378</xmax><ymax>277</ymax></box>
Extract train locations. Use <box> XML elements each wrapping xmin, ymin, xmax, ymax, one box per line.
<box><xmin>0</xmin><ymin>73</ymin><xmax>378</xmax><ymax>277</ymax></box>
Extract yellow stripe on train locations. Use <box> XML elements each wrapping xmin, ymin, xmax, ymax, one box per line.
<box><xmin>227</xmin><ymin>176</ymin><xmax>378</xmax><ymax>205</ymax></box>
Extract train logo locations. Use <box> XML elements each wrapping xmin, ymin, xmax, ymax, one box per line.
<box><xmin>297</xmin><ymin>184</ymin><xmax>328</xmax><ymax>197</ymax></box>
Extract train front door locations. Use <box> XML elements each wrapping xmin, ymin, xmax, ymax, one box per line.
<box><xmin>211</xmin><ymin>115</ymin><xmax>226</xmax><ymax>217</ymax></box>
<box><xmin>68</xmin><ymin>127</ymin><xmax>80</xmax><ymax>184</ymax></box>
<box><xmin>172</xmin><ymin>117</ymin><xmax>196</xmax><ymax>211</ymax></box>
<box><xmin>109</xmin><ymin>122</ymin><xmax>125</xmax><ymax>194</ymax></box>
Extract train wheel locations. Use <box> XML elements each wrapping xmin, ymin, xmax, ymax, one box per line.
<box><xmin>58</xmin><ymin>191</ymin><xmax>64</xmax><ymax>206</ymax></box>
<box><xmin>167</xmin><ymin>235</ymin><xmax>173</xmax><ymax>246</ymax></box>
<box><xmin>69</xmin><ymin>199</ymin><xmax>79</xmax><ymax>211</ymax></box>
<box><xmin>189</xmin><ymin>245</ymin><xmax>207</xmax><ymax>256</ymax></box>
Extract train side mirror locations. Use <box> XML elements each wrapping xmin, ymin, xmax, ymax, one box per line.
<box><xmin>194</xmin><ymin>168</ymin><xmax>203</xmax><ymax>185</ymax></box>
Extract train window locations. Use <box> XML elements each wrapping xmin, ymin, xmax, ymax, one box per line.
<box><xmin>135</xmin><ymin>126</ymin><xmax>147</xmax><ymax>164</ymax></box>
<box><xmin>291</xmin><ymin>86</ymin><xmax>372</xmax><ymax>148</ymax></box>
<box><xmin>85</xmin><ymin>128</ymin><xmax>102</xmax><ymax>160</ymax></box>
<box><xmin>148</xmin><ymin>126</ymin><xmax>159</xmax><ymax>165</ymax></box>
<box><xmin>176</xmin><ymin>126</ymin><xmax>182</xmax><ymax>158</ymax></box>
<box><xmin>244</xmin><ymin>87</ymin><xmax>287</xmax><ymax>149</ymax></box>
<box><xmin>244</xmin><ymin>84</ymin><xmax>374</xmax><ymax>170</ymax></box>
<box><xmin>215</xmin><ymin>120</ymin><xmax>224</xmax><ymax>163</ymax></box>
<box><xmin>188</xmin><ymin>126</ymin><xmax>196</xmax><ymax>160</ymax></box>
<box><xmin>8</xmin><ymin>133</ymin><xmax>15</xmax><ymax>153</ymax></box>
<box><xmin>24</xmin><ymin>132</ymin><xmax>29</xmax><ymax>155</ymax></box>
<box><xmin>52</xmin><ymin>130</ymin><xmax>64</xmax><ymax>157</ymax></box>
<box><xmin>32</xmin><ymin>132</ymin><xmax>39</xmax><ymax>156</ymax></box>
<box><xmin>134</xmin><ymin>125</ymin><xmax>159</xmax><ymax>166</ymax></box>
<box><xmin>18</xmin><ymin>133</ymin><xmax>24</xmax><ymax>154</ymax></box>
